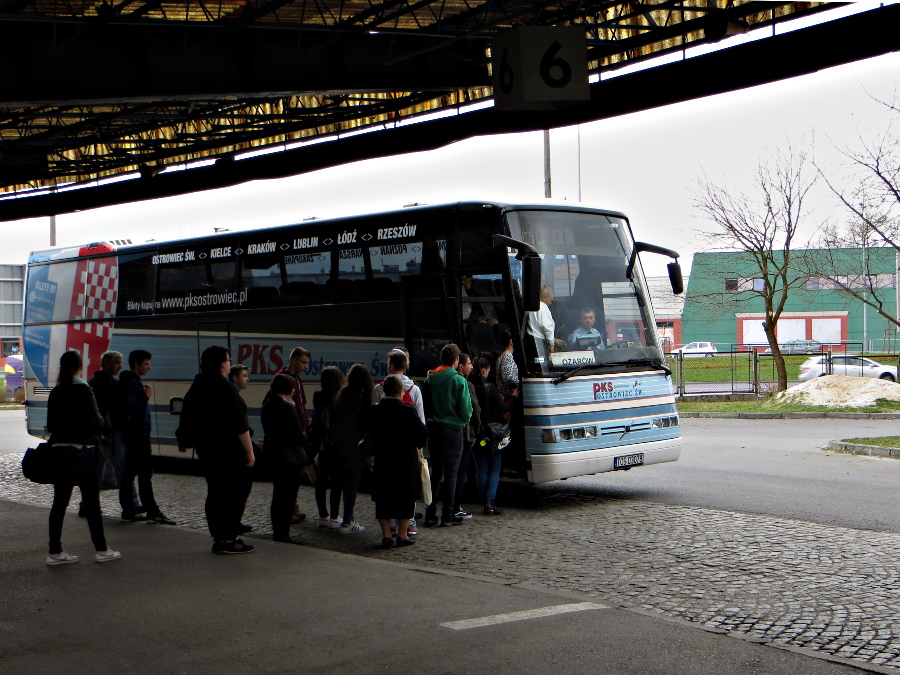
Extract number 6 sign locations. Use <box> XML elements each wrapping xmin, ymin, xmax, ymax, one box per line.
<box><xmin>491</xmin><ymin>26</ymin><xmax>589</xmax><ymax>110</ymax></box>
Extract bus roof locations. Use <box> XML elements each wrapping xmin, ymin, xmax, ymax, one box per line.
<box><xmin>27</xmin><ymin>200</ymin><xmax>630</xmax><ymax>263</ymax></box>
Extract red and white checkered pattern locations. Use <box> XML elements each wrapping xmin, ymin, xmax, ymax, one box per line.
<box><xmin>67</xmin><ymin>255</ymin><xmax>119</xmax><ymax>375</ymax></box>
<box><xmin>73</xmin><ymin>260</ymin><xmax>119</xmax><ymax>338</ymax></box>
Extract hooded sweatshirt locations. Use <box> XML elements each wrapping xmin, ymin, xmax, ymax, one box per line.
<box><xmin>424</xmin><ymin>367</ymin><xmax>472</xmax><ymax>428</ymax></box>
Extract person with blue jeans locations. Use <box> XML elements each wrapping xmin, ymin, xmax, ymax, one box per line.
<box><xmin>470</xmin><ymin>356</ymin><xmax>517</xmax><ymax>516</ymax></box>
<box><xmin>423</xmin><ymin>344</ymin><xmax>473</xmax><ymax>527</ymax></box>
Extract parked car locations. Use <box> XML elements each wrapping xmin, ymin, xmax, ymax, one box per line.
<box><xmin>762</xmin><ymin>339</ymin><xmax>822</xmax><ymax>355</ymax></box>
<box><xmin>797</xmin><ymin>355</ymin><xmax>898</xmax><ymax>382</ymax></box>
<box><xmin>670</xmin><ymin>341</ymin><xmax>718</xmax><ymax>358</ymax></box>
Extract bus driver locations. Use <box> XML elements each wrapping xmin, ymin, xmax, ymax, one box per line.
<box><xmin>567</xmin><ymin>308</ymin><xmax>605</xmax><ymax>349</ymax></box>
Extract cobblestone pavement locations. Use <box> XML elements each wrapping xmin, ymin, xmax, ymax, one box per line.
<box><xmin>4</xmin><ymin>453</ymin><xmax>900</xmax><ymax>673</ymax></box>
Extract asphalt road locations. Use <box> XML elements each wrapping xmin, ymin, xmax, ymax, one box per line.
<box><xmin>531</xmin><ymin>417</ymin><xmax>900</xmax><ymax>534</ymax></box>
<box><xmin>0</xmin><ymin>408</ymin><xmax>44</xmax><ymax>453</ymax></box>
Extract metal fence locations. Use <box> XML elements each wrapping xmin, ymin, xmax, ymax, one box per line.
<box><xmin>666</xmin><ymin>342</ymin><xmax>895</xmax><ymax>396</ymax></box>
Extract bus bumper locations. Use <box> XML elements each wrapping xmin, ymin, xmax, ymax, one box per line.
<box><xmin>528</xmin><ymin>437</ymin><xmax>682</xmax><ymax>484</ymax></box>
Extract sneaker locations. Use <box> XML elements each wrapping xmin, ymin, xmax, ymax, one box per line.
<box><xmin>146</xmin><ymin>511</ymin><xmax>176</xmax><ymax>525</ymax></box>
<box><xmin>454</xmin><ymin>510</ymin><xmax>473</xmax><ymax>520</ymax></box>
<box><xmin>94</xmin><ymin>549</ymin><xmax>122</xmax><ymax>563</ymax></box>
<box><xmin>213</xmin><ymin>539</ymin><xmax>254</xmax><ymax>554</ymax></box>
<box><xmin>440</xmin><ymin>516</ymin><xmax>464</xmax><ymax>527</ymax></box>
<box><xmin>340</xmin><ymin>521</ymin><xmax>365</xmax><ymax>534</ymax></box>
<box><xmin>134</xmin><ymin>505</ymin><xmax>148</xmax><ymax>514</ymax></box>
<box><xmin>395</xmin><ymin>537</ymin><xmax>416</xmax><ymax>547</ymax></box>
<box><xmin>121</xmin><ymin>512</ymin><xmax>147</xmax><ymax>522</ymax></box>
<box><xmin>324</xmin><ymin>517</ymin><xmax>343</xmax><ymax>530</ymax></box>
<box><xmin>318</xmin><ymin>517</ymin><xmax>332</xmax><ymax>528</ymax></box>
<box><xmin>407</xmin><ymin>519</ymin><xmax>418</xmax><ymax>537</ymax></box>
<box><xmin>273</xmin><ymin>535</ymin><xmax>305</xmax><ymax>545</ymax></box>
<box><xmin>46</xmin><ymin>552</ymin><xmax>79</xmax><ymax>565</ymax></box>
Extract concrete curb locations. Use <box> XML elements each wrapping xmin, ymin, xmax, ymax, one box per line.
<box><xmin>827</xmin><ymin>440</ymin><xmax>900</xmax><ymax>459</ymax></box>
<box><xmin>680</xmin><ymin>412</ymin><xmax>900</xmax><ymax>419</ymax></box>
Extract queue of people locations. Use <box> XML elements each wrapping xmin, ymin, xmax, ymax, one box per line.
<box><xmin>41</xmin><ymin>338</ymin><xmax>522</xmax><ymax>562</ymax></box>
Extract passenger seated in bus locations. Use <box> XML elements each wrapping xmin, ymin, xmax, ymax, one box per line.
<box><xmin>566</xmin><ymin>308</ymin><xmax>605</xmax><ymax>349</ymax></box>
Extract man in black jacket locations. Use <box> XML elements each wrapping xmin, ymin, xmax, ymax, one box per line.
<box><xmin>87</xmin><ymin>350</ymin><xmax>142</xmax><ymax>514</ymax></box>
<box><xmin>115</xmin><ymin>349</ymin><xmax>175</xmax><ymax>525</ymax></box>
<box><xmin>180</xmin><ymin>345</ymin><xmax>256</xmax><ymax>554</ymax></box>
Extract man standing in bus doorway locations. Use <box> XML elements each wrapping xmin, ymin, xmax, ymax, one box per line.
<box><xmin>422</xmin><ymin>343</ymin><xmax>472</xmax><ymax>528</ymax></box>
<box><xmin>115</xmin><ymin>349</ymin><xmax>176</xmax><ymax>525</ymax></box>
<box><xmin>275</xmin><ymin>347</ymin><xmax>311</xmax><ymax>523</ymax></box>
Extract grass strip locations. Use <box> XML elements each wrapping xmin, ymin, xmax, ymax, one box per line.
<box><xmin>841</xmin><ymin>437</ymin><xmax>900</xmax><ymax>448</ymax></box>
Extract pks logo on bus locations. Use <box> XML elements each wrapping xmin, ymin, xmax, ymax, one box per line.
<box><xmin>593</xmin><ymin>380</ymin><xmax>643</xmax><ymax>401</ymax></box>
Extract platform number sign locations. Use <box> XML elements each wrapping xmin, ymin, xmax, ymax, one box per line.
<box><xmin>492</xmin><ymin>26</ymin><xmax>589</xmax><ymax>110</ymax></box>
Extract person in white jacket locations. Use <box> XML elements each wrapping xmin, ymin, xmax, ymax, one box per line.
<box><xmin>527</xmin><ymin>286</ymin><xmax>563</xmax><ymax>361</ymax></box>
<box><xmin>372</xmin><ymin>347</ymin><xmax>425</xmax><ymax>537</ymax></box>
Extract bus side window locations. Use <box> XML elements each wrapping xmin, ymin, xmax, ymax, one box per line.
<box><xmin>282</xmin><ymin>252</ymin><xmax>331</xmax><ymax>306</ymax></box>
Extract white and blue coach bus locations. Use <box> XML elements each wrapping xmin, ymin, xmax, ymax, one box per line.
<box><xmin>22</xmin><ymin>201</ymin><xmax>683</xmax><ymax>484</ymax></box>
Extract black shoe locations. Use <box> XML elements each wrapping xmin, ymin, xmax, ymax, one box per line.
<box><xmin>273</xmin><ymin>535</ymin><xmax>304</xmax><ymax>545</ymax></box>
<box><xmin>483</xmin><ymin>501</ymin><xmax>504</xmax><ymax>516</ymax></box>
<box><xmin>213</xmin><ymin>539</ymin><xmax>254</xmax><ymax>554</ymax></box>
<box><xmin>146</xmin><ymin>511</ymin><xmax>176</xmax><ymax>525</ymax></box>
<box><xmin>134</xmin><ymin>506</ymin><xmax>147</xmax><ymax>515</ymax></box>
<box><xmin>238</xmin><ymin>523</ymin><xmax>254</xmax><ymax>534</ymax></box>
<box><xmin>423</xmin><ymin>517</ymin><xmax>439</xmax><ymax>527</ymax></box>
<box><xmin>121</xmin><ymin>512</ymin><xmax>147</xmax><ymax>522</ymax></box>
<box><xmin>395</xmin><ymin>537</ymin><xmax>416</xmax><ymax>547</ymax></box>
<box><xmin>440</xmin><ymin>516</ymin><xmax>463</xmax><ymax>527</ymax></box>
<box><xmin>380</xmin><ymin>537</ymin><xmax>395</xmax><ymax>549</ymax></box>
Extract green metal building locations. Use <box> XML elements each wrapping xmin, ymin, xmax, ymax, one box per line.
<box><xmin>681</xmin><ymin>248</ymin><xmax>899</xmax><ymax>352</ymax></box>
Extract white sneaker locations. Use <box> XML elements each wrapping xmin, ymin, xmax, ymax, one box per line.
<box><xmin>46</xmin><ymin>552</ymin><xmax>79</xmax><ymax>565</ymax></box>
<box><xmin>94</xmin><ymin>549</ymin><xmax>122</xmax><ymax>563</ymax></box>
<box><xmin>318</xmin><ymin>517</ymin><xmax>332</xmax><ymax>528</ymax></box>
<box><xmin>340</xmin><ymin>521</ymin><xmax>365</xmax><ymax>534</ymax></box>
<box><xmin>326</xmin><ymin>517</ymin><xmax>343</xmax><ymax>529</ymax></box>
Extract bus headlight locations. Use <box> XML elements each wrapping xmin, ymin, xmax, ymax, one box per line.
<box><xmin>652</xmin><ymin>415</ymin><xmax>679</xmax><ymax>429</ymax></box>
<box><xmin>542</xmin><ymin>426</ymin><xmax>599</xmax><ymax>443</ymax></box>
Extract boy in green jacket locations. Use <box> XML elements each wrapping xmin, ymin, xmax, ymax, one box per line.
<box><xmin>423</xmin><ymin>344</ymin><xmax>473</xmax><ymax>527</ymax></box>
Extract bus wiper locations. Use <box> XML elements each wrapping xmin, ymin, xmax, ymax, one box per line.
<box><xmin>624</xmin><ymin>358</ymin><xmax>672</xmax><ymax>376</ymax></box>
<box><xmin>552</xmin><ymin>364</ymin><xmax>598</xmax><ymax>386</ymax></box>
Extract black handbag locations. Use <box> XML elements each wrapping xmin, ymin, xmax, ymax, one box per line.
<box><xmin>483</xmin><ymin>421</ymin><xmax>512</xmax><ymax>455</ymax></box>
<box><xmin>21</xmin><ymin>443</ymin><xmax>61</xmax><ymax>484</ymax></box>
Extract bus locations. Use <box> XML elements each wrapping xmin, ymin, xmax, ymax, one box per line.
<box><xmin>22</xmin><ymin>201</ymin><xmax>683</xmax><ymax>484</ymax></box>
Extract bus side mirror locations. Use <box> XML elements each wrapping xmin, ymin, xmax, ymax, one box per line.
<box><xmin>667</xmin><ymin>261</ymin><xmax>684</xmax><ymax>295</ymax></box>
<box><xmin>522</xmin><ymin>255</ymin><xmax>541</xmax><ymax>312</ymax></box>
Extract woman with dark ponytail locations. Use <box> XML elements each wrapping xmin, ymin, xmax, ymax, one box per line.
<box><xmin>45</xmin><ymin>350</ymin><xmax>121</xmax><ymax>564</ymax></box>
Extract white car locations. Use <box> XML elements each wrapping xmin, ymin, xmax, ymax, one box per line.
<box><xmin>797</xmin><ymin>355</ymin><xmax>898</xmax><ymax>382</ymax></box>
<box><xmin>670</xmin><ymin>341</ymin><xmax>718</xmax><ymax>358</ymax></box>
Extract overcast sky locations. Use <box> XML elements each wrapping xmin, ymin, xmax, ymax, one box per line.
<box><xmin>6</xmin><ymin>8</ymin><xmax>900</xmax><ymax>278</ymax></box>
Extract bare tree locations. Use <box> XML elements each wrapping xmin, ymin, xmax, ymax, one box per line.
<box><xmin>693</xmin><ymin>144</ymin><xmax>817</xmax><ymax>392</ymax></box>
<box><xmin>808</xmin><ymin>106</ymin><xmax>900</xmax><ymax>359</ymax></box>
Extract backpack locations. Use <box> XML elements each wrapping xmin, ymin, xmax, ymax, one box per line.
<box><xmin>379</xmin><ymin>381</ymin><xmax>415</xmax><ymax>407</ymax></box>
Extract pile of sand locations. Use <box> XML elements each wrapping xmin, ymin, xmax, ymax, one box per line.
<box><xmin>775</xmin><ymin>375</ymin><xmax>900</xmax><ymax>408</ymax></box>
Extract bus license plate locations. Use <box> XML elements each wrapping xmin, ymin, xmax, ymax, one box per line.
<box><xmin>613</xmin><ymin>453</ymin><xmax>644</xmax><ymax>469</ymax></box>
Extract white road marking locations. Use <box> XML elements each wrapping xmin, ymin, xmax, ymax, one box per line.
<box><xmin>441</xmin><ymin>602</ymin><xmax>609</xmax><ymax>630</ymax></box>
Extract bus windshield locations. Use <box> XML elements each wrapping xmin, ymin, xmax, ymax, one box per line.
<box><xmin>506</xmin><ymin>209</ymin><xmax>663</xmax><ymax>375</ymax></box>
